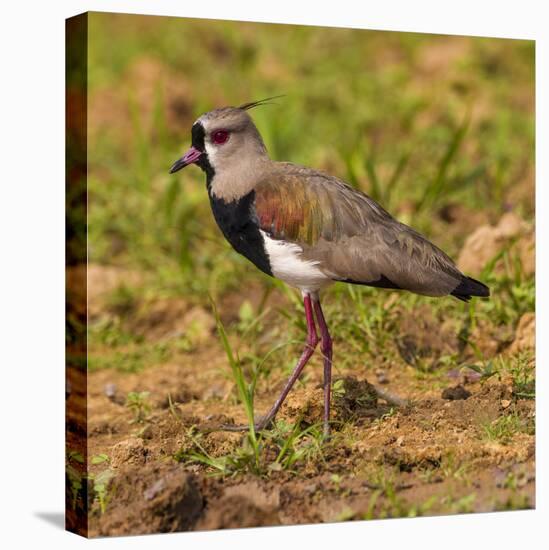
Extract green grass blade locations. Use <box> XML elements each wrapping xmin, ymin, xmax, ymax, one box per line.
<box><xmin>417</xmin><ymin>112</ymin><xmax>471</xmax><ymax>212</ymax></box>
<box><xmin>384</xmin><ymin>152</ymin><xmax>410</xmax><ymax>206</ymax></box>
<box><xmin>365</xmin><ymin>157</ymin><xmax>381</xmax><ymax>202</ymax></box>
<box><xmin>209</xmin><ymin>297</ymin><xmax>259</xmax><ymax>458</ymax></box>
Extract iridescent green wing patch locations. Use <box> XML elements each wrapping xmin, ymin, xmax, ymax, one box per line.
<box><xmin>253</xmin><ymin>175</ymin><xmax>341</xmax><ymax>246</ymax></box>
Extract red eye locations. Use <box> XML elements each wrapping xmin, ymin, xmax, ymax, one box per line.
<box><xmin>212</xmin><ymin>130</ymin><xmax>229</xmax><ymax>145</ymax></box>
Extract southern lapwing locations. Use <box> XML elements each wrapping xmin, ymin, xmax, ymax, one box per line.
<box><xmin>169</xmin><ymin>99</ymin><xmax>489</xmax><ymax>436</ymax></box>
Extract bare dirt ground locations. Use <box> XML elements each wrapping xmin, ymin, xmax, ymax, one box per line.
<box><xmin>83</xmin><ymin>351</ymin><xmax>535</xmax><ymax>536</ymax></box>
<box><xmin>66</xmin><ymin>244</ymin><xmax>535</xmax><ymax>536</ymax></box>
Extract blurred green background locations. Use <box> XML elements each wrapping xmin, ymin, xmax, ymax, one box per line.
<box><xmin>86</xmin><ymin>12</ymin><xmax>534</xmax><ymax>375</ymax></box>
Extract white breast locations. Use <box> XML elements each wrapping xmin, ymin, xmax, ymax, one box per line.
<box><xmin>260</xmin><ymin>230</ymin><xmax>331</xmax><ymax>293</ymax></box>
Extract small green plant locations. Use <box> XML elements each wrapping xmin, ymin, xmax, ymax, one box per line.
<box><xmin>444</xmin><ymin>493</ymin><xmax>477</xmax><ymax>514</ymax></box>
<box><xmin>91</xmin><ymin>468</ymin><xmax>115</xmax><ymax>514</ymax></box>
<box><xmin>483</xmin><ymin>412</ymin><xmax>534</xmax><ymax>445</ymax></box>
<box><xmin>175</xmin><ymin>427</ymin><xmax>258</xmax><ymax>476</ymax></box>
<box><xmin>89</xmin><ymin>317</ymin><xmax>140</xmax><ymax>348</ymax></box>
<box><xmin>177</xmin><ymin>418</ymin><xmax>326</xmax><ymax>476</ymax></box>
<box><xmin>373</xmin><ymin>407</ymin><xmax>398</xmax><ymax>426</ymax></box>
<box><xmin>66</xmin><ymin>464</ymin><xmax>84</xmax><ymax>510</ymax></box>
<box><xmin>508</xmin><ymin>350</ymin><xmax>535</xmax><ymax>399</ymax></box>
<box><xmin>332</xmin><ymin>378</ymin><xmax>346</xmax><ymax>399</ymax></box>
<box><xmin>91</xmin><ymin>453</ymin><xmax>110</xmax><ymax>465</ymax></box>
<box><xmin>495</xmin><ymin>493</ymin><xmax>531</xmax><ymax>511</ymax></box>
<box><xmin>125</xmin><ymin>391</ymin><xmax>152</xmax><ymax>424</ymax></box>
<box><xmin>267</xmin><ymin>420</ymin><xmax>325</xmax><ymax>472</ymax></box>
<box><xmin>167</xmin><ymin>392</ymin><xmax>182</xmax><ymax>421</ymax></box>
<box><xmin>439</xmin><ymin>451</ymin><xmax>470</xmax><ymax>482</ymax></box>
<box><xmin>67</xmin><ymin>449</ymin><xmax>84</xmax><ymax>464</ymax></box>
<box><xmin>236</xmin><ymin>300</ymin><xmax>255</xmax><ymax>333</ymax></box>
<box><xmin>465</xmin><ymin>360</ymin><xmax>498</xmax><ymax>382</ymax></box>
<box><xmin>363</xmin><ymin>468</ymin><xmax>438</xmax><ymax>519</ymax></box>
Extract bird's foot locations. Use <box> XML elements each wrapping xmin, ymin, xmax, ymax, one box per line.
<box><xmin>218</xmin><ymin>415</ymin><xmax>274</xmax><ymax>433</ymax></box>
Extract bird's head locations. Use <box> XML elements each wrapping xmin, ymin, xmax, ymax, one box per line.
<box><xmin>169</xmin><ymin>98</ymin><xmax>280</xmax><ymax>178</ymax></box>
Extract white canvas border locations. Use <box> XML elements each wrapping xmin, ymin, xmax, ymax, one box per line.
<box><xmin>0</xmin><ymin>1</ymin><xmax>544</xmax><ymax>548</ymax></box>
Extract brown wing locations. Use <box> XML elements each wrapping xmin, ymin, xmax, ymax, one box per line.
<box><xmin>253</xmin><ymin>163</ymin><xmax>464</xmax><ymax>297</ymax></box>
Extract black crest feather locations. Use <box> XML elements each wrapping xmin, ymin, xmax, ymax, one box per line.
<box><xmin>239</xmin><ymin>95</ymin><xmax>285</xmax><ymax>111</ymax></box>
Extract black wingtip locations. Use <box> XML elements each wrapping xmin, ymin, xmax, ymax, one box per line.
<box><xmin>451</xmin><ymin>276</ymin><xmax>490</xmax><ymax>302</ymax></box>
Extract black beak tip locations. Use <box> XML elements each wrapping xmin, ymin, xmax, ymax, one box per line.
<box><xmin>169</xmin><ymin>160</ymin><xmax>185</xmax><ymax>174</ymax></box>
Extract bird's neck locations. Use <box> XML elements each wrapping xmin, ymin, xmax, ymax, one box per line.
<box><xmin>207</xmin><ymin>156</ymin><xmax>271</xmax><ymax>203</ymax></box>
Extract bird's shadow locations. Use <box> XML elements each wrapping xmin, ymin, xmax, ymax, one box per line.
<box><xmin>34</xmin><ymin>512</ymin><xmax>65</xmax><ymax>530</ymax></box>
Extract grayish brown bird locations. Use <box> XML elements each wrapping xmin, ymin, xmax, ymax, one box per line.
<box><xmin>170</xmin><ymin>99</ymin><xmax>489</xmax><ymax>436</ymax></box>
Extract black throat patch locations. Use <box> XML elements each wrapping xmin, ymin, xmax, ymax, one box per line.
<box><xmin>208</xmin><ymin>190</ymin><xmax>272</xmax><ymax>277</ymax></box>
<box><xmin>191</xmin><ymin>122</ymin><xmax>215</xmax><ymax>183</ymax></box>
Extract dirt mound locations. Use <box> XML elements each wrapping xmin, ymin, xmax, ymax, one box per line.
<box><xmin>92</xmin><ymin>463</ymin><xmax>203</xmax><ymax>537</ymax></box>
<box><xmin>87</xmin><ymin>264</ymin><xmax>143</xmax><ymax>318</ymax></box>
<box><xmin>110</xmin><ymin>437</ymin><xmax>151</xmax><ymax>469</ymax></box>
<box><xmin>509</xmin><ymin>313</ymin><xmax>535</xmax><ymax>353</ymax></box>
<box><xmin>197</xmin><ymin>481</ymin><xmax>280</xmax><ymax>530</ymax></box>
<box><xmin>457</xmin><ymin>212</ymin><xmax>534</xmax><ymax>277</ymax></box>
<box><xmin>283</xmin><ymin>377</ymin><xmax>380</xmax><ymax>427</ymax></box>
<box><xmin>333</xmin><ymin>377</ymin><xmax>379</xmax><ymax>420</ymax></box>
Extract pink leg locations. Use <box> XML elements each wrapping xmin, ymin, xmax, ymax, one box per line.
<box><xmin>254</xmin><ymin>293</ymin><xmax>319</xmax><ymax>429</ymax></box>
<box><xmin>313</xmin><ymin>297</ymin><xmax>333</xmax><ymax>437</ymax></box>
<box><xmin>222</xmin><ymin>293</ymin><xmax>319</xmax><ymax>432</ymax></box>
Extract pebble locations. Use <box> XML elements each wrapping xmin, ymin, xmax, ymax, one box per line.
<box><xmin>375</xmin><ymin>369</ymin><xmax>389</xmax><ymax>384</ymax></box>
<box><xmin>303</xmin><ymin>483</ymin><xmax>318</xmax><ymax>495</ymax></box>
<box><xmin>144</xmin><ymin>479</ymin><xmax>166</xmax><ymax>501</ymax></box>
<box><xmin>441</xmin><ymin>384</ymin><xmax>471</xmax><ymax>400</ymax></box>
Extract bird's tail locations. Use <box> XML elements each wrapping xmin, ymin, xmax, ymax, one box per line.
<box><xmin>451</xmin><ymin>275</ymin><xmax>490</xmax><ymax>302</ymax></box>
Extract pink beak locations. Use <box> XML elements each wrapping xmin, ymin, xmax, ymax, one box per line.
<box><xmin>169</xmin><ymin>146</ymin><xmax>203</xmax><ymax>173</ymax></box>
